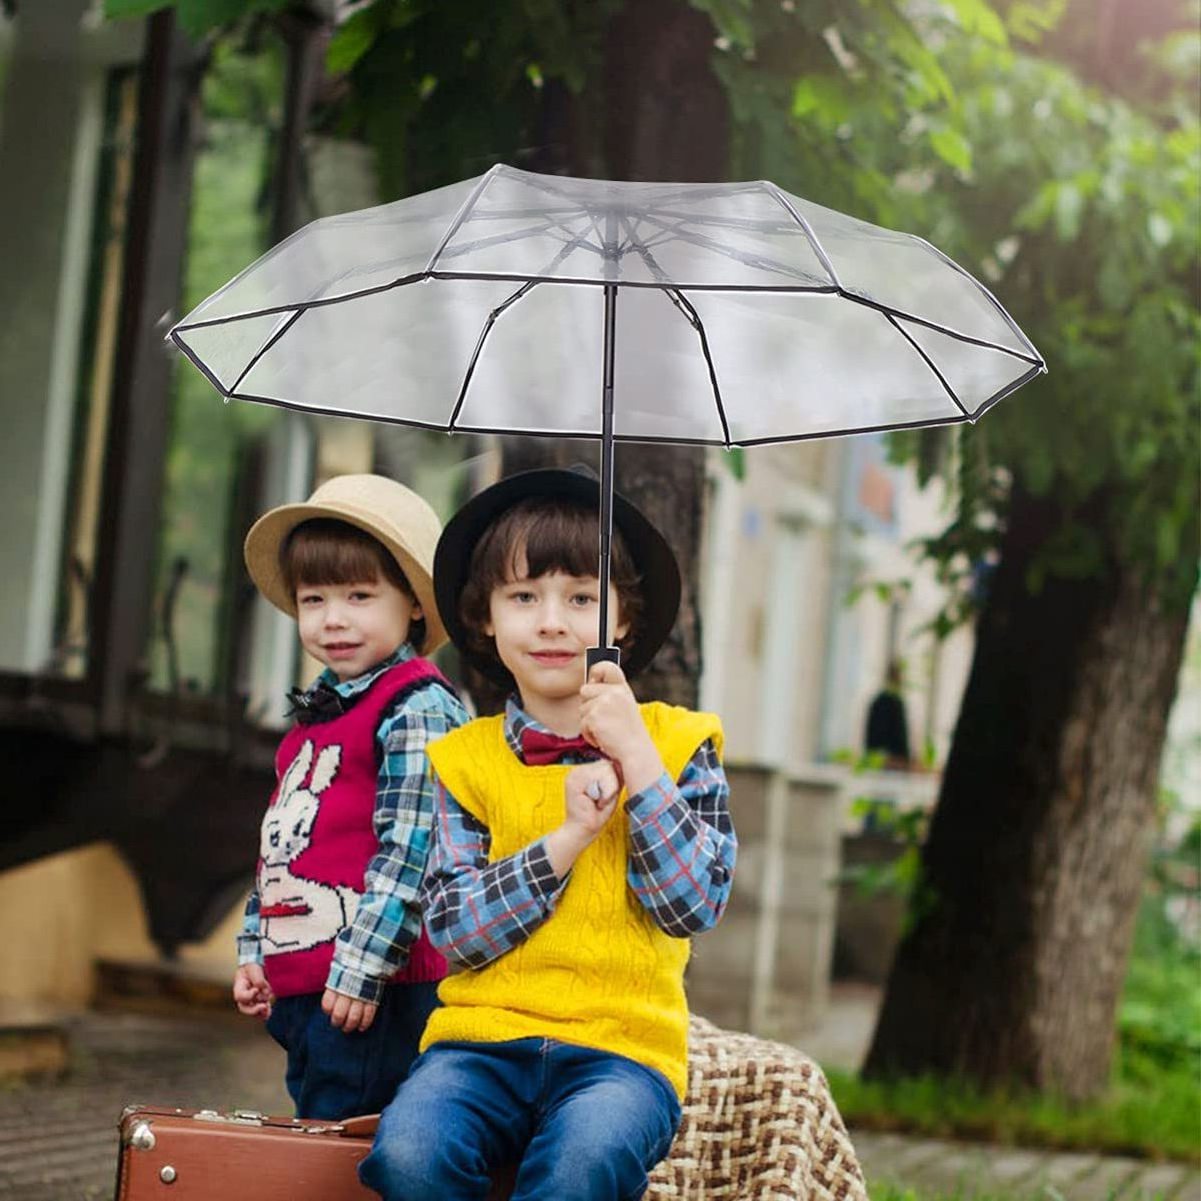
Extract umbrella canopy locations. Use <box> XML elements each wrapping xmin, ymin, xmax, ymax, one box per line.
<box><xmin>170</xmin><ymin>163</ymin><xmax>1045</xmax><ymax>662</ymax></box>
<box><xmin>171</xmin><ymin>163</ymin><xmax>1043</xmax><ymax>444</ymax></box>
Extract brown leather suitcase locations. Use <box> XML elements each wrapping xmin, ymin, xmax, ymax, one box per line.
<box><xmin>113</xmin><ymin>1105</ymin><xmax>380</xmax><ymax>1200</ymax></box>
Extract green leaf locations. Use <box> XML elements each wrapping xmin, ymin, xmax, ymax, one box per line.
<box><xmin>928</xmin><ymin>126</ymin><xmax>973</xmax><ymax>173</ymax></box>
<box><xmin>327</xmin><ymin>5</ymin><xmax>387</xmax><ymax>76</ymax></box>
<box><xmin>103</xmin><ymin>0</ymin><xmax>167</xmax><ymax>20</ymax></box>
<box><xmin>177</xmin><ymin>0</ymin><xmax>253</xmax><ymax>37</ymax></box>
<box><xmin>693</xmin><ymin>0</ymin><xmax>756</xmax><ymax>50</ymax></box>
<box><xmin>942</xmin><ymin>0</ymin><xmax>1008</xmax><ymax>46</ymax></box>
<box><xmin>792</xmin><ymin>74</ymin><xmax>852</xmax><ymax>126</ymax></box>
<box><xmin>1005</xmin><ymin>0</ymin><xmax>1067</xmax><ymax>42</ymax></box>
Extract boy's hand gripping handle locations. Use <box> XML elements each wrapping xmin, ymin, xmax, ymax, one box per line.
<box><xmin>586</xmin><ymin>646</ymin><xmax>621</xmax><ymax>676</ymax></box>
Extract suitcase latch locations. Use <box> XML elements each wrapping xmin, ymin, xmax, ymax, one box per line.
<box><xmin>125</xmin><ymin>1121</ymin><xmax>156</xmax><ymax>1151</ymax></box>
<box><xmin>193</xmin><ymin>1108</ymin><xmax>266</xmax><ymax>1126</ymax></box>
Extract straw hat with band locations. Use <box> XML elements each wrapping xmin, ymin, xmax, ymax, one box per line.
<box><xmin>244</xmin><ymin>473</ymin><xmax>447</xmax><ymax>655</ymax></box>
<box><xmin>434</xmin><ymin>467</ymin><xmax>681</xmax><ymax>687</ymax></box>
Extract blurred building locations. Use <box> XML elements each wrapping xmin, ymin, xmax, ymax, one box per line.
<box><xmin>0</xmin><ymin>0</ymin><xmax>974</xmax><ymax>1031</ymax></box>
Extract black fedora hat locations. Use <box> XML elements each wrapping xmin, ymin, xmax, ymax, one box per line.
<box><xmin>434</xmin><ymin>467</ymin><xmax>681</xmax><ymax>687</ymax></box>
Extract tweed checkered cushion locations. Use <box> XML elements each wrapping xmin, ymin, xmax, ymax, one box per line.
<box><xmin>645</xmin><ymin>1016</ymin><xmax>868</xmax><ymax>1201</ymax></box>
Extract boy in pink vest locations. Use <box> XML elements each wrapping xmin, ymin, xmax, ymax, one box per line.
<box><xmin>232</xmin><ymin>474</ymin><xmax>467</xmax><ymax>1120</ymax></box>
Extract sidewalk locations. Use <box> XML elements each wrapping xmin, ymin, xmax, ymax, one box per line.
<box><xmin>0</xmin><ymin>1006</ymin><xmax>1196</xmax><ymax>1200</ymax></box>
<box><xmin>0</xmin><ymin>1009</ymin><xmax>289</xmax><ymax>1201</ymax></box>
<box><xmin>856</xmin><ymin>1132</ymin><xmax>1201</xmax><ymax>1200</ymax></box>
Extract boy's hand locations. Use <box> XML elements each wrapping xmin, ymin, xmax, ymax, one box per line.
<box><xmin>545</xmin><ymin>761</ymin><xmax>621</xmax><ymax>878</ymax></box>
<box><xmin>564</xmin><ymin>760</ymin><xmax>622</xmax><ymax>836</ymax></box>
<box><xmin>322</xmin><ymin>987</ymin><xmax>378</xmax><ymax>1034</ymax></box>
<box><xmin>232</xmin><ymin>964</ymin><xmax>274</xmax><ymax>1020</ymax></box>
<box><xmin>579</xmin><ymin>661</ymin><xmax>664</xmax><ymax>795</ymax></box>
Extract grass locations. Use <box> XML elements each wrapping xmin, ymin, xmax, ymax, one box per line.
<box><xmin>827</xmin><ymin>894</ymin><xmax>1201</xmax><ymax>1165</ymax></box>
<box><xmin>829</xmin><ymin>1063</ymin><xmax>1200</xmax><ymax>1164</ymax></box>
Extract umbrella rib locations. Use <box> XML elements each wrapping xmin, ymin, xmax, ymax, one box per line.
<box><xmin>424</xmin><ymin>165</ymin><xmax>501</xmax><ymax>274</ymax></box>
<box><xmin>171</xmin><ymin>332</ymin><xmax>233</xmax><ymax>397</ymax></box>
<box><xmin>731</xmin><ymin>411</ymin><xmax>971</xmax><ymax>447</ymax></box>
<box><xmin>845</xmin><ymin>294</ymin><xmax>1043</xmax><ymax>364</ymax></box>
<box><xmin>649</xmin><ymin>207</ymin><xmax>798</xmax><ymax>236</ymax></box>
<box><xmin>434</xmin><ymin>206</ymin><xmax>615</xmax><ymax>268</ymax></box>
<box><xmin>670</xmin><ymin>289</ymin><xmax>732</xmax><ymax>448</ymax></box>
<box><xmin>446</xmin><ymin>280</ymin><xmax>540</xmax><ymax>432</ymax></box>
<box><xmin>436</xmin><ymin>217</ymin><xmax>578</xmax><ymax>266</ymax></box>
<box><xmin>885</xmin><ymin>312</ymin><xmax>970</xmax><ymax>418</ymax></box>
<box><xmin>634</xmin><ymin>210</ymin><xmax>829</xmax><ymax>286</ymax></box>
<box><xmin>614</xmin><ymin>213</ymin><xmax>725</xmax><ymax>444</ymax></box>
<box><xmin>466</xmin><ymin>202</ymin><xmax>592</xmax><ymax>221</ymax></box>
<box><xmin>761</xmin><ymin>182</ymin><xmax>842</xmax><ymax>290</ymax></box>
<box><xmin>613</xmin><ymin>213</ymin><xmax>731</xmax><ymax>446</ymax></box>
<box><xmin>514</xmin><ymin>173</ymin><xmax>761</xmax><ymax>211</ymax></box>
<box><xmin>618</xmin><ymin>212</ymin><xmax>674</xmax><ymax>284</ymax></box>
<box><xmin>427</xmin><ymin>271</ymin><xmax>837</xmax><ymax>293</ymax></box>
<box><xmin>177</xmin><ymin>274</ymin><xmax>840</xmax><ymax>336</ymax></box>
<box><xmin>228</xmin><ymin>309</ymin><xmax>305</xmax><ymax>395</ymax></box>
<box><xmin>220</xmin><ymin>385</ymin><xmax>1031</xmax><ymax>449</ymax></box>
<box><xmin>537</xmin><ymin>212</ymin><xmax>611</xmax><ymax>277</ymax></box>
<box><xmin>910</xmin><ymin>234</ymin><xmax>1043</xmax><ymax>362</ymax></box>
<box><xmin>966</xmin><ymin>362</ymin><xmax>1047</xmax><ymax>420</ymax></box>
<box><xmin>616</xmin><ymin>215</ymin><xmax>730</xmax><ymax>446</ymax></box>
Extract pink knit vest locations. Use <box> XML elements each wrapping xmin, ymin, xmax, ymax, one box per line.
<box><xmin>257</xmin><ymin>658</ymin><xmax>449</xmax><ymax>998</ymax></box>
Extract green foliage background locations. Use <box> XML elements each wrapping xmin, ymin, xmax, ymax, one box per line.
<box><xmin>109</xmin><ymin>0</ymin><xmax>1200</xmax><ymax>621</ymax></box>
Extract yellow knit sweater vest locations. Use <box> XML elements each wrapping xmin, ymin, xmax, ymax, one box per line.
<box><xmin>422</xmin><ymin>702</ymin><xmax>723</xmax><ymax>1098</ymax></box>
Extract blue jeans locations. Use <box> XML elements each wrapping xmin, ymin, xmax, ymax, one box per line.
<box><xmin>358</xmin><ymin>1039</ymin><xmax>681</xmax><ymax>1201</ymax></box>
<box><xmin>265</xmin><ymin>982</ymin><xmax>440</xmax><ymax>1120</ymax></box>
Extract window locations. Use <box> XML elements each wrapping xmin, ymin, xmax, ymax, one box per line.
<box><xmin>148</xmin><ymin>38</ymin><xmax>288</xmax><ymax>699</ymax></box>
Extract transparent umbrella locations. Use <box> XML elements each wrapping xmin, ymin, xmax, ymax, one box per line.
<box><xmin>169</xmin><ymin>163</ymin><xmax>1045</xmax><ymax>668</ymax></box>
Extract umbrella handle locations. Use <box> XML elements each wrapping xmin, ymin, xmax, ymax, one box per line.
<box><xmin>586</xmin><ymin>646</ymin><xmax>621</xmax><ymax>678</ymax></box>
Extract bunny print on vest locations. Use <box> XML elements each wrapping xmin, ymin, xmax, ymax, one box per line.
<box><xmin>257</xmin><ymin>658</ymin><xmax>449</xmax><ymax>998</ymax></box>
<box><xmin>259</xmin><ymin>741</ymin><xmax>358</xmax><ymax>954</ymax></box>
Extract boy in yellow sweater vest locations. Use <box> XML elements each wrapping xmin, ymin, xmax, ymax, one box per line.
<box><xmin>359</xmin><ymin>468</ymin><xmax>738</xmax><ymax>1201</ymax></box>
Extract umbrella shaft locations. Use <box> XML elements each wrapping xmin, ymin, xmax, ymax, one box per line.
<box><xmin>597</xmin><ymin>283</ymin><xmax>617</xmax><ymax>656</ymax></box>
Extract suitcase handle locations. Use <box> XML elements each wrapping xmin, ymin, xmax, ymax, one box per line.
<box><xmin>206</xmin><ymin>1109</ymin><xmax>380</xmax><ymax>1139</ymax></box>
<box><xmin>121</xmin><ymin>1105</ymin><xmax>381</xmax><ymax>1140</ymax></box>
<box><xmin>337</xmin><ymin>1114</ymin><xmax>380</xmax><ymax>1139</ymax></box>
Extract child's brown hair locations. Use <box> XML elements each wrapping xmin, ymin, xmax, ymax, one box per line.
<box><xmin>458</xmin><ymin>497</ymin><xmax>643</xmax><ymax>663</ymax></box>
<box><xmin>281</xmin><ymin>518</ymin><xmax>426</xmax><ymax>649</ymax></box>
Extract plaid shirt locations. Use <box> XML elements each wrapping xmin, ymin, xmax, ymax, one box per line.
<box><xmin>239</xmin><ymin>645</ymin><xmax>468</xmax><ymax>1004</ymax></box>
<box><xmin>421</xmin><ymin>697</ymin><xmax>736</xmax><ymax>969</ymax></box>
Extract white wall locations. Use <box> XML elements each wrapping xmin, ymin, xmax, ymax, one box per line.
<box><xmin>699</xmin><ymin>439</ymin><xmax>974</xmax><ymax>772</ymax></box>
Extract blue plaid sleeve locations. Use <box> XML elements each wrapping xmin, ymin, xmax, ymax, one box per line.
<box><xmin>326</xmin><ymin>680</ymin><xmax>469</xmax><ymax>1004</ymax></box>
<box><xmin>625</xmin><ymin>738</ymin><xmax>737</xmax><ymax>936</ymax></box>
<box><xmin>237</xmin><ymin>889</ymin><xmax>262</xmax><ymax>966</ymax></box>
<box><xmin>420</xmin><ymin>775</ymin><xmax>568</xmax><ymax>969</ymax></box>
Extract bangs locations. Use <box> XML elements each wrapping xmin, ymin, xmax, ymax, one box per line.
<box><xmin>281</xmin><ymin>519</ymin><xmax>411</xmax><ymax>595</ymax></box>
<box><xmin>459</xmin><ymin>496</ymin><xmax>644</xmax><ymax>663</ymax></box>
<box><xmin>506</xmin><ymin>502</ymin><xmax>599</xmax><ymax>582</ymax></box>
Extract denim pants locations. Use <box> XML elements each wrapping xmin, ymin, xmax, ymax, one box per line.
<box><xmin>358</xmin><ymin>1038</ymin><xmax>681</xmax><ymax>1201</ymax></box>
<box><xmin>265</xmin><ymin>982</ymin><xmax>440</xmax><ymax>1120</ymax></box>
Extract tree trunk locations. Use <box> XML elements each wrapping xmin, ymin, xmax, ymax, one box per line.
<box><xmin>863</xmin><ymin>486</ymin><xmax>1194</xmax><ymax>1099</ymax></box>
<box><xmin>485</xmin><ymin>0</ymin><xmax>728</xmax><ymax>713</ymax></box>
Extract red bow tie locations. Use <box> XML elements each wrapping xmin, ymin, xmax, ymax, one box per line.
<box><xmin>520</xmin><ymin>728</ymin><xmax>600</xmax><ymax>766</ymax></box>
